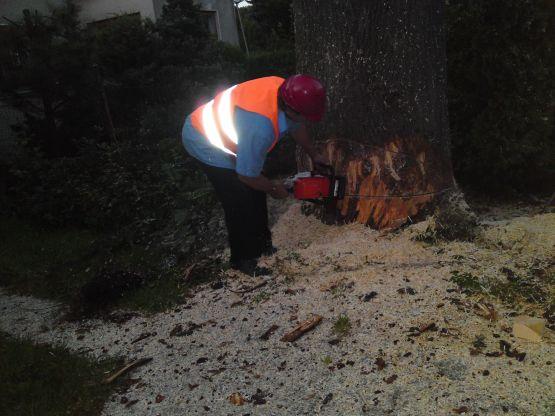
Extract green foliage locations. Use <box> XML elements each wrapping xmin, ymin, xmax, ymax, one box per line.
<box><xmin>447</xmin><ymin>0</ymin><xmax>554</xmax><ymax>192</ymax></box>
<box><xmin>252</xmin><ymin>291</ymin><xmax>271</xmax><ymax>304</ymax></box>
<box><xmin>1</xmin><ymin>1</ymin><xmax>98</xmax><ymax>156</ymax></box>
<box><xmin>1</xmin><ymin>0</ymin><xmax>246</xmax><ymax>155</ymax></box>
<box><xmin>4</xmin><ymin>138</ymin><xmax>214</xmax><ymax>234</ymax></box>
<box><xmin>240</xmin><ymin>0</ymin><xmax>294</xmax><ymax>51</ymax></box>
<box><xmin>0</xmin><ymin>332</ymin><xmax>119</xmax><ymax>416</ymax></box>
<box><xmin>0</xmin><ymin>215</ymin><xmax>224</xmax><ymax>313</ymax></box>
<box><xmin>245</xmin><ymin>49</ymin><xmax>295</xmax><ymax>79</ymax></box>
<box><xmin>450</xmin><ymin>268</ymin><xmax>554</xmax><ymax>308</ymax></box>
<box><xmin>156</xmin><ymin>0</ymin><xmax>210</xmax><ymax>65</ymax></box>
<box><xmin>414</xmin><ymin>192</ymin><xmax>478</xmax><ymax>243</ymax></box>
<box><xmin>332</xmin><ymin>315</ymin><xmax>351</xmax><ymax>337</ymax></box>
<box><xmin>450</xmin><ymin>271</ymin><xmax>484</xmax><ymax>294</ymax></box>
<box><xmin>94</xmin><ymin>14</ymin><xmax>157</xmax><ymax>75</ymax></box>
<box><xmin>239</xmin><ymin>1</ymin><xmax>295</xmax><ymax>80</ymax></box>
<box><xmin>0</xmin><ymin>217</ymin><xmax>99</xmax><ymax>299</ymax></box>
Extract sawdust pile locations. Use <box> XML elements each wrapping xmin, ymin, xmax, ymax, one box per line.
<box><xmin>480</xmin><ymin>213</ymin><xmax>555</xmax><ymax>260</ymax></box>
<box><xmin>1</xmin><ymin>202</ymin><xmax>553</xmax><ymax>416</ymax></box>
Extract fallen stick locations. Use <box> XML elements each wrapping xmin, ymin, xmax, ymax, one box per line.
<box><xmin>228</xmin><ymin>280</ymin><xmax>267</xmax><ymax>294</ymax></box>
<box><xmin>260</xmin><ymin>324</ymin><xmax>280</xmax><ymax>341</ymax></box>
<box><xmin>103</xmin><ymin>357</ymin><xmax>152</xmax><ymax>384</ymax></box>
<box><xmin>131</xmin><ymin>332</ymin><xmax>154</xmax><ymax>344</ymax></box>
<box><xmin>281</xmin><ymin>315</ymin><xmax>323</xmax><ymax>342</ymax></box>
<box><xmin>182</xmin><ymin>263</ymin><xmax>197</xmax><ymax>281</ymax></box>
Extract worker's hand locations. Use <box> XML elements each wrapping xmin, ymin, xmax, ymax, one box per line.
<box><xmin>312</xmin><ymin>153</ymin><xmax>331</xmax><ymax>174</ymax></box>
<box><xmin>269</xmin><ymin>183</ymin><xmax>290</xmax><ymax>199</ymax></box>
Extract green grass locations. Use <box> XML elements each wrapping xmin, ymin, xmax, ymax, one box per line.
<box><xmin>0</xmin><ymin>217</ymin><xmax>220</xmax><ymax>314</ymax></box>
<box><xmin>0</xmin><ymin>332</ymin><xmax>120</xmax><ymax>416</ymax></box>
<box><xmin>252</xmin><ymin>291</ymin><xmax>271</xmax><ymax>304</ymax></box>
<box><xmin>0</xmin><ymin>217</ymin><xmax>100</xmax><ymax>300</ymax></box>
<box><xmin>332</xmin><ymin>315</ymin><xmax>352</xmax><ymax>337</ymax></box>
<box><xmin>450</xmin><ymin>269</ymin><xmax>554</xmax><ymax>310</ymax></box>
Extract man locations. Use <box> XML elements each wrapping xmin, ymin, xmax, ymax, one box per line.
<box><xmin>181</xmin><ymin>75</ymin><xmax>327</xmax><ymax>276</ymax></box>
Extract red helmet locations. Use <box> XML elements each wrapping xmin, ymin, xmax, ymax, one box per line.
<box><xmin>279</xmin><ymin>74</ymin><xmax>326</xmax><ymax>122</ymax></box>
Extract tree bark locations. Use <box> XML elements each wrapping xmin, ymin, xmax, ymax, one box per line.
<box><xmin>293</xmin><ymin>0</ymin><xmax>455</xmax><ymax>229</ymax></box>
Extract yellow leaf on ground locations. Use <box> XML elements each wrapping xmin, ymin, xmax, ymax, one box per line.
<box><xmin>513</xmin><ymin>316</ymin><xmax>545</xmax><ymax>342</ymax></box>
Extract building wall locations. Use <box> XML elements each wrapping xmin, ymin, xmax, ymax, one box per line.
<box><xmin>196</xmin><ymin>0</ymin><xmax>239</xmax><ymax>46</ymax></box>
<box><xmin>0</xmin><ymin>0</ymin><xmax>239</xmax><ymax>46</ymax></box>
<box><xmin>75</xmin><ymin>0</ymin><xmax>156</xmax><ymax>23</ymax></box>
<box><xmin>0</xmin><ymin>0</ymin><xmax>65</xmax><ymax>22</ymax></box>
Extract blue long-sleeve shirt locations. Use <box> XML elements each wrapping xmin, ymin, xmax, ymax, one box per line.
<box><xmin>182</xmin><ymin>108</ymin><xmax>298</xmax><ymax>177</ymax></box>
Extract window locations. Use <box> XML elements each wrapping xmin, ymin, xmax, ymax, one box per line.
<box><xmin>199</xmin><ymin>10</ymin><xmax>220</xmax><ymax>40</ymax></box>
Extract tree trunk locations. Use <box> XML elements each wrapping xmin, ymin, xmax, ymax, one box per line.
<box><xmin>293</xmin><ymin>0</ymin><xmax>455</xmax><ymax>229</ymax></box>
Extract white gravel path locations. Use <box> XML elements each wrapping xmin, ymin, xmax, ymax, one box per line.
<box><xmin>1</xmin><ymin>203</ymin><xmax>554</xmax><ymax>416</ymax></box>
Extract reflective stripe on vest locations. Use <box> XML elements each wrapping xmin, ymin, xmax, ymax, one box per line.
<box><xmin>190</xmin><ymin>77</ymin><xmax>284</xmax><ymax>157</ymax></box>
<box><xmin>201</xmin><ymin>85</ymin><xmax>238</xmax><ymax>155</ymax></box>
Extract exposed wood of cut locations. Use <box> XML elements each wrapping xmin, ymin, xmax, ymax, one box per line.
<box><xmin>280</xmin><ymin>315</ymin><xmax>323</xmax><ymax>342</ymax></box>
<box><xmin>298</xmin><ymin>136</ymin><xmax>453</xmax><ymax>229</ymax></box>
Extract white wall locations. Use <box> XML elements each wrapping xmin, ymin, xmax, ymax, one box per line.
<box><xmin>75</xmin><ymin>0</ymin><xmax>156</xmax><ymax>23</ymax></box>
<box><xmin>0</xmin><ymin>0</ymin><xmax>156</xmax><ymax>23</ymax></box>
<box><xmin>0</xmin><ymin>0</ymin><xmax>65</xmax><ymax>22</ymax></box>
<box><xmin>196</xmin><ymin>0</ymin><xmax>239</xmax><ymax>46</ymax></box>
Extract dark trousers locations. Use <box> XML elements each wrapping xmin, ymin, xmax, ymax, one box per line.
<box><xmin>200</xmin><ymin>163</ymin><xmax>271</xmax><ymax>265</ymax></box>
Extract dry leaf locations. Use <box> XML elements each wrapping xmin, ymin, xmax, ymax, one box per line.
<box><xmin>320</xmin><ymin>278</ymin><xmax>346</xmax><ymax>292</ymax></box>
<box><xmin>453</xmin><ymin>406</ymin><xmax>469</xmax><ymax>414</ymax></box>
<box><xmin>375</xmin><ymin>357</ymin><xmax>386</xmax><ymax>370</ymax></box>
<box><xmin>228</xmin><ymin>392</ymin><xmax>246</xmax><ymax>406</ymax></box>
<box><xmin>418</xmin><ymin>322</ymin><xmax>438</xmax><ymax>333</ymax></box>
<box><xmin>155</xmin><ymin>394</ymin><xmax>165</xmax><ymax>403</ymax></box>
<box><xmin>384</xmin><ymin>374</ymin><xmax>397</xmax><ymax>384</ymax></box>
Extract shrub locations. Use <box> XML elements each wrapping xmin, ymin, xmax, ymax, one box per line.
<box><xmin>447</xmin><ymin>0</ymin><xmax>554</xmax><ymax>193</ymax></box>
<box><xmin>3</xmin><ymin>137</ymin><xmax>215</xmax><ymax>240</ymax></box>
<box><xmin>245</xmin><ymin>49</ymin><xmax>295</xmax><ymax>79</ymax></box>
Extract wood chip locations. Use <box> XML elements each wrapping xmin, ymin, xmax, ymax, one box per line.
<box><xmin>281</xmin><ymin>315</ymin><xmax>323</xmax><ymax>342</ymax></box>
<box><xmin>474</xmin><ymin>302</ymin><xmax>497</xmax><ymax>321</ymax></box>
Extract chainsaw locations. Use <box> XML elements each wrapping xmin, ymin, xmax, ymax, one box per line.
<box><xmin>284</xmin><ymin>166</ymin><xmax>346</xmax><ymax>204</ymax></box>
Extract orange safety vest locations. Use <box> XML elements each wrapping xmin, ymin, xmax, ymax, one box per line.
<box><xmin>190</xmin><ymin>76</ymin><xmax>284</xmax><ymax>156</ymax></box>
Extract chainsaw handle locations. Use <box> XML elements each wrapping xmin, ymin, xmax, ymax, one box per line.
<box><xmin>313</xmin><ymin>162</ymin><xmax>333</xmax><ymax>176</ymax></box>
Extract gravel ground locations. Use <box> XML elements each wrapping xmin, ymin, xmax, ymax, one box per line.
<box><xmin>1</xmin><ymin>203</ymin><xmax>554</xmax><ymax>416</ymax></box>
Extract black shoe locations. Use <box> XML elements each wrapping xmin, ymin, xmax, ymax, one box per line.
<box><xmin>262</xmin><ymin>245</ymin><xmax>278</xmax><ymax>256</ymax></box>
<box><xmin>230</xmin><ymin>258</ymin><xmax>272</xmax><ymax>277</ymax></box>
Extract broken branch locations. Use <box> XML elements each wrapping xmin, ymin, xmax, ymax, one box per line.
<box><xmin>228</xmin><ymin>280</ymin><xmax>267</xmax><ymax>294</ymax></box>
<box><xmin>281</xmin><ymin>315</ymin><xmax>323</xmax><ymax>342</ymax></box>
<box><xmin>103</xmin><ymin>357</ymin><xmax>152</xmax><ymax>384</ymax></box>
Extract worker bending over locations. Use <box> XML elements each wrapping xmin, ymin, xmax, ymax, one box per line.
<box><xmin>182</xmin><ymin>75</ymin><xmax>327</xmax><ymax>276</ymax></box>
